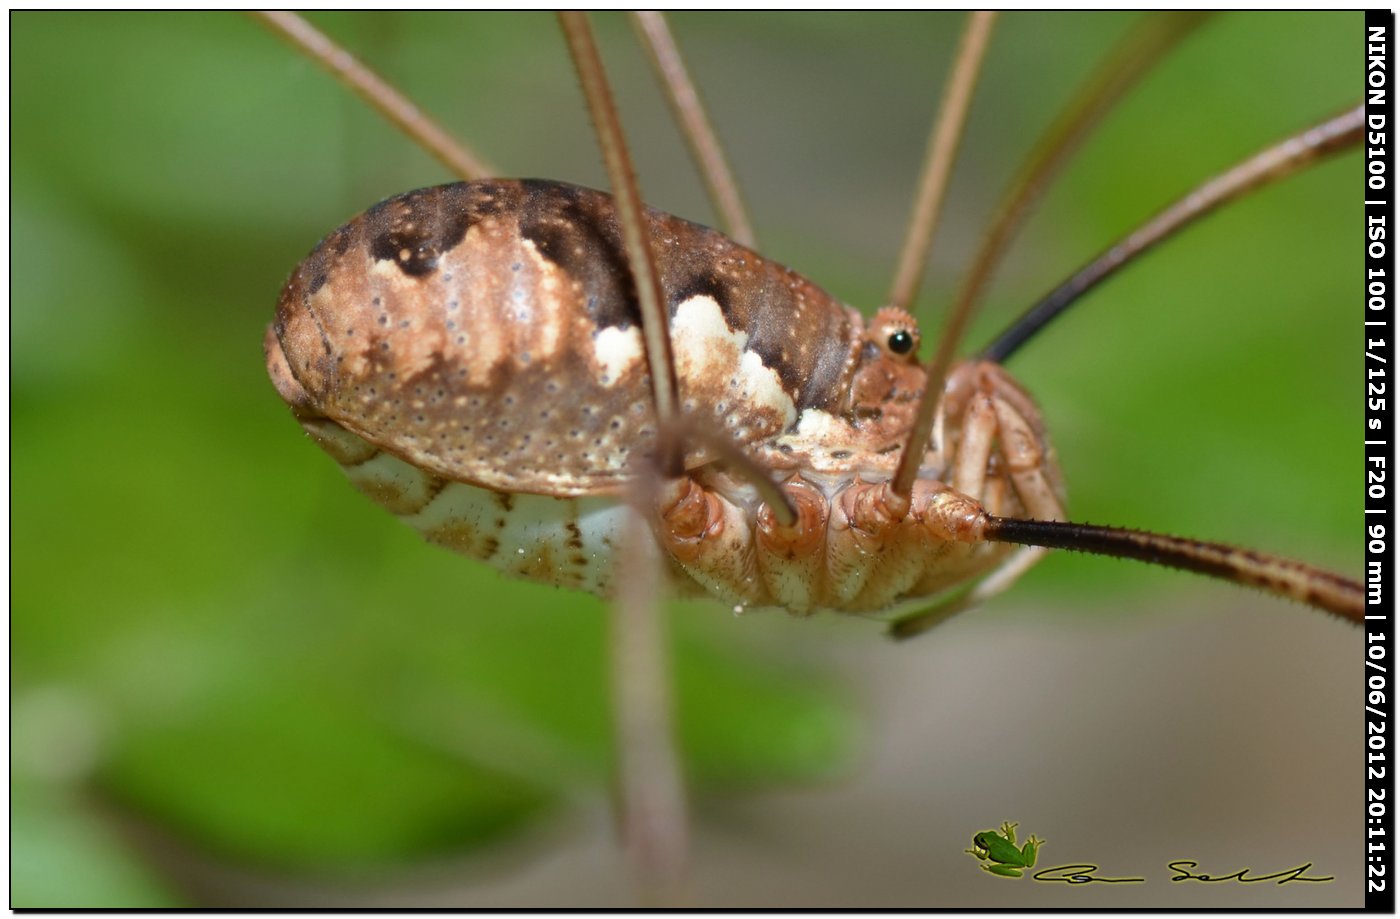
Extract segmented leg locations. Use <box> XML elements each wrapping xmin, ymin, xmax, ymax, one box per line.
<box><xmin>653</xmin><ymin>360</ymin><xmax>1064</xmax><ymax>620</ymax></box>
<box><xmin>890</xmin><ymin>363</ymin><xmax>1065</xmax><ymax>637</ymax></box>
<box><xmin>889</xmin><ymin>548</ymin><xmax>1047</xmax><ymax>639</ymax></box>
<box><xmin>655</xmin><ymin>476</ymin><xmax>763</xmax><ymax>608</ymax></box>
<box><xmin>755</xmin><ymin>477</ymin><xmax>830</xmax><ymax>613</ymax></box>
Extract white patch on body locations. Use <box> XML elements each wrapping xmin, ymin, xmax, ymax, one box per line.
<box><xmin>670</xmin><ymin>293</ymin><xmax>734</xmax><ymax>345</ymax></box>
<box><xmin>793</xmin><ymin>408</ymin><xmax>845</xmax><ymax>441</ymax></box>
<box><xmin>592</xmin><ymin>325</ymin><xmax>644</xmax><ymax>386</ymax></box>
<box><xmin>736</xmin><ymin>349</ymin><xmax>793</xmax><ymax>425</ymax></box>
<box><xmin>670</xmin><ymin>294</ymin><xmax>796</xmax><ymax>433</ymax></box>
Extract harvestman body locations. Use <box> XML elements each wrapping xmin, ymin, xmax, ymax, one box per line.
<box><xmin>266</xmin><ymin>179</ymin><xmax>1055</xmax><ymax>615</ymax></box>
<box><xmin>263</xmin><ymin>13</ymin><xmax>1363</xmax><ymax>630</ymax></box>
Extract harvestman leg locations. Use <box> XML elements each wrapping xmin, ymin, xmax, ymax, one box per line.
<box><xmin>891</xmin><ymin>368</ymin><xmax>1065</xmax><ymax>639</ymax></box>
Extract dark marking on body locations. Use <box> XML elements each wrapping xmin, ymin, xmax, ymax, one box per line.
<box><xmin>306</xmin><ymin>267</ymin><xmax>329</xmax><ymax>297</ymax></box>
<box><xmin>672</xmin><ymin>271</ymin><xmax>733</xmax><ymax>314</ymax></box>
<box><xmin>747</xmin><ymin>321</ymin><xmax>805</xmax><ymax>406</ymax></box>
<box><xmin>338</xmin><ymin>448</ymin><xmax>383</xmax><ymax>470</ymax></box>
<box><xmin>421</xmin><ymin>475</ymin><xmax>448</xmax><ymax>510</ymax></box>
<box><xmin>331</xmin><ymin>228</ymin><xmax>353</xmax><ymax>256</ymax></box>
<box><xmin>365</xmin><ymin>184</ymin><xmax>503</xmax><ymax>279</ymax></box>
<box><xmin>517</xmin><ymin>179</ymin><xmax>642</xmax><ymax>331</ymax></box>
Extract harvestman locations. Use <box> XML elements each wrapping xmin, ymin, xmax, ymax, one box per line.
<box><xmin>260</xmin><ymin>12</ymin><xmax>1363</xmax><ymax>630</ymax></box>
<box><xmin>256</xmin><ymin>11</ymin><xmax>1363</xmax><ymax>901</ymax></box>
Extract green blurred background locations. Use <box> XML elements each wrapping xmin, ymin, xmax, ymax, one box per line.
<box><xmin>12</xmin><ymin>11</ymin><xmax>1360</xmax><ymax>907</ymax></box>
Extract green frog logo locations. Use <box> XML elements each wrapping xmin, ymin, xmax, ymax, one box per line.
<box><xmin>966</xmin><ymin>821</ymin><xmax>1044</xmax><ymax>878</ymax></box>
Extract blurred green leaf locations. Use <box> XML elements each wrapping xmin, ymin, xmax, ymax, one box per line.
<box><xmin>100</xmin><ymin>688</ymin><xmax>554</xmax><ymax>869</ymax></box>
<box><xmin>12</xmin><ymin>776</ymin><xmax>180</xmax><ymax>908</ymax></box>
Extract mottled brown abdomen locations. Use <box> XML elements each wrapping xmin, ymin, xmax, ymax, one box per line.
<box><xmin>269</xmin><ymin>179</ymin><xmax>861</xmax><ymax>496</ymax></box>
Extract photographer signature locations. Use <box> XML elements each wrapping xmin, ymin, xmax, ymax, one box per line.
<box><xmin>965</xmin><ymin>823</ymin><xmax>1333</xmax><ymax>886</ymax></box>
<box><xmin>1028</xmin><ymin>861</ymin><xmax>1333</xmax><ymax>886</ymax></box>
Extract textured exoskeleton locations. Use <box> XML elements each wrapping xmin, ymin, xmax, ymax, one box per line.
<box><xmin>267</xmin><ymin>179</ymin><xmax>1065</xmax><ymax>614</ymax></box>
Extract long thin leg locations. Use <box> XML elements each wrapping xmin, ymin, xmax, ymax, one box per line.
<box><xmin>612</xmin><ymin>500</ymin><xmax>691</xmax><ymax>906</ymax></box>
<box><xmin>885</xmin><ymin>11</ymin><xmax>997</xmax><ymax>315</ymax></box>
<box><xmin>889</xmin><ymin>547</ymin><xmax>1047</xmax><ymax>639</ymax></box>
<box><xmin>983</xmin><ymin>516</ymin><xmax>1365</xmax><ymax>624</ymax></box>
<box><xmin>982</xmin><ymin>104</ymin><xmax>1364</xmax><ymax>363</ymax></box>
<box><xmin>559</xmin><ymin>12</ymin><xmax>682</xmax><ymax>474</ymax></box>
<box><xmin>558</xmin><ymin>14</ymin><xmax>692</xmax><ymax>905</ymax></box>
<box><xmin>890</xmin><ymin>13</ymin><xmax>1206</xmax><ymax>505</ymax></box>
<box><xmin>948</xmin><ymin>13</ymin><xmax>1210</xmax><ymax>339</ymax></box>
<box><xmin>631</xmin><ymin>11</ymin><xmax>756</xmax><ymax>248</ymax></box>
<box><xmin>250</xmin><ymin>11</ymin><xmax>495</xmax><ymax>181</ymax></box>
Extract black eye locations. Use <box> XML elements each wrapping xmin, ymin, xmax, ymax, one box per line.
<box><xmin>887</xmin><ymin>329</ymin><xmax>914</xmax><ymax>355</ymax></box>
